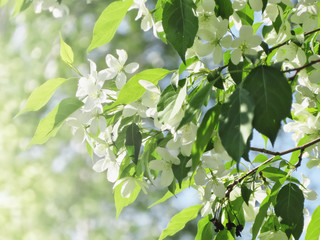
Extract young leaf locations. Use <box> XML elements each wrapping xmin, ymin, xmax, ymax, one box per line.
<box><xmin>159</xmin><ymin>204</ymin><xmax>203</xmax><ymax>240</ymax></box>
<box><xmin>114</xmin><ymin>180</ymin><xmax>141</xmax><ymax>219</ymax></box>
<box><xmin>214</xmin><ymin>0</ymin><xmax>233</xmax><ymax>20</ymax></box>
<box><xmin>16</xmin><ymin>78</ymin><xmax>67</xmax><ymax>117</ymax></box>
<box><xmin>306</xmin><ymin>204</ymin><xmax>320</xmax><ymax>240</ymax></box>
<box><xmin>125</xmin><ymin>123</ymin><xmax>142</xmax><ymax>164</ymax></box>
<box><xmin>243</xmin><ymin>66</ymin><xmax>292</xmax><ymax>144</ymax></box>
<box><xmin>28</xmin><ymin>98</ymin><xmax>84</xmax><ymax>147</ymax></box>
<box><xmin>60</xmin><ymin>33</ymin><xmax>74</xmax><ymax>66</ymax></box>
<box><xmin>191</xmin><ymin>104</ymin><xmax>221</xmax><ymax>169</ymax></box>
<box><xmin>172</xmin><ymin>155</ymin><xmax>191</xmax><ymax>188</ymax></box>
<box><xmin>219</xmin><ymin>87</ymin><xmax>255</xmax><ymax>163</ymax></box>
<box><xmin>228</xmin><ymin>61</ymin><xmax>244</xmax><ymax>85</ymax></box>
<box><xmin>87</xmin><ymin>0</ymin><xmax>133</xmax><ymax>52</ymax></box>
<box><xmin>275</xmin><ymin>183</ymin><xmax>304</xmax><ymax>240</ymax></box>
<box><xmin>195</xmin><ymin>216</ymin><xmax>213</xmax><ymax>240</ymax></box>
<box><xmin>162</xmin><ymin>0</ymin><xmax>198</xmax><ymax>63</ymax></box>
<box><xmin>105</xmin><ymin>69</ymin><xmax>170</xmax><ymax>111</ymax></box>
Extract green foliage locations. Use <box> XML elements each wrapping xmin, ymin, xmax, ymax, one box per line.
<box><xmin>243</xmin><ymin>66</ymin><xmax>292</xmax><ymax>144</ymax></box>
<box><xmin>114</xmin><ymin>180</ymin><xmax>141</xmax><ymax>219</ymax></box>
<box><xmin>59</xmin><ymin>33</ymin><xmax>74</xmax><ymax>66</ymax></box>
<box><xmin>195</xmin><ymin>216</ymin><xmax>213</xmax><ymax>240</ymax></box>
<box><xmin>219</xmin><ymin>87</ymin><xmax>254</xmax><ymax>163</ymax></box>
<box><xmin>106</xmin><ymin>69</ymin><xmax>171</xmax><ymax>110</ymax></box>
<box><xmin>162</xmin><ymin>0</ymin><xmax>198</xmax><ymax>63</ymax></box>
<box><xmin>192</xmin><ymin>104</ymin><xmax>221</xmax><ymax>169</ymax></box>
<box><xmin>16</xmin><ymin>78</ymin><xmax>67</xmax><ymax>117</ymax></box>
<box><xmin>28</xmin><ymin>98</ymin><xmax>83</xmax><ymax>147</ymax></box>
<box><xmin>159</xmin><ymin>204</ymin><xmax>202</xmax><ymax>240</ymax></box>
<box><xmin>125</xmin><ymin>123</ymin><xmax>142</xmax><ymax>164</ymax></box>
<box><xmin>306</xmin><ymin>204</ymin><xmax>320</xmax><ymax>240</ymax></box>
<box><xmin>214</xmin><ymin>0</ymin><xmax>233</xmax><ymax>20</ymax></box>
<box><xmin>87</xmin><ymin>0</ymin><xmax>133</xmax><ymax>52</ymax></box>
<box><xmin>275</xmin><ymin>183</ymin><xmax>304</xmax><ymax>239</ymax></box>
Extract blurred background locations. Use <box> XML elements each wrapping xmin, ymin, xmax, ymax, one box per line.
<box><xmin>0</xmin><ymin>1</ymin><xmax>200</xmax><ymax>239</ymax></box>
<box><xmin>1</xmin><ymin>1</ymin><xmax>319</xmax><ymax>239</ymax></box>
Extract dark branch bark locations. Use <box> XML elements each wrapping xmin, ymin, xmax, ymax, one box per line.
<box><xmin>225</xmin><ymin>137</ymin><xmax>320</xmax><ymax>198</ymax></box>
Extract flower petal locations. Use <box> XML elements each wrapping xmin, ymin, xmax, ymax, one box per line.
<box><xmin>124</xmin><ymin>62</ymin><xmax>139</xmax><ymax>73</ymax></box>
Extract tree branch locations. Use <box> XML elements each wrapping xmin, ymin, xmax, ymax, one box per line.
<box><xmin>225</xmin><ymin>137</ymin><xmax>320</xmax><ymax>198</ymax></box>
<box><xmin>268</xmin><ymin>28</ymin><xmax>320</xmax><ymax>52</ymax></box>
<box><xmin>282</xmin><ymin>58</ymin><xmax>320</xmax><ymax>74</ymax></box>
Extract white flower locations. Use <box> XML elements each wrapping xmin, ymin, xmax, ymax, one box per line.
<box><xmin>301</xmin><ymin>174</ymin><xmax>318</xmax><ymax>200</ymax></box>
<box><xmin>33</xmin><ymin>0</ymin><xmax>69</xmax><ymax>18</ymax></box>
<box><xmin>193</xmin><ymin>17</ymin><xmax>230</xmax><ymax>64</ymax></box>
<box><xmin>76</xmin><ymin>60</ymin><xmax>112</xmax><ymax>111</ymax></box>
<box><xmin>230</xmin><ymin>26</ymin><xmax>261</xmax><ymax>65</ymax></box>
<box><xmin>113</xmin><ymin>177</ymin><xmax>148</xmax><ymax>198</ymax></box>
<box><xmin>92</xmin><ymin>147</ymin><xmax>126</xmax><ymax>183</ymax></box>
<box><xmin>149</xmin><ymin>147</ymin><xmax>180</xmax><ymax>187</ymax></box>
<box><xmin>129</xmin><ymin>0</ymin><xmax>161</xmax><ymax>38</ymax></box>
<box><xmin>105</xmin><ymin>49</ymin><xmax>139</xmax><ymax>89</ymax></box>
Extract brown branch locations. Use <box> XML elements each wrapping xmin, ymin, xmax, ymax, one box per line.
<box><xmin>282</xmin><ymin>58</ymin><xmax>320</xmax><ymax>74</ymax></box>
<box><xmin>304</xmin><ymin>28</ymin><xmax>320</xmax><ymax>37</ymax></box>
<box><xmin>225</xmin><ymin>137</ymin><xmax>320</xmax><ymax>198</ymax></box>
<box><xmin>250</xmin><ymin>147</ymin><xmax>280</xmax><ymax>155</ymax></box>
<box><xmin>268</xmin><ymin>28</ymin><xmax>320</xmax><ymax>53</ymax></box>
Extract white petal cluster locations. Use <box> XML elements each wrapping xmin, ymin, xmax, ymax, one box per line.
<box><xmin>33</xmin><ymin>0</ymin><xmax>69</xmax><ymax>18</ymax></box>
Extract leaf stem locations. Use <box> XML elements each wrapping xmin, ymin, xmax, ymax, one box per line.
<box><xmin>225</xmin><ymin>137</ymin><xmax>320</xmax><ymax>198</ymax></box>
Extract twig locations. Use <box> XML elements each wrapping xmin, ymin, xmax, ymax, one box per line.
<box><xmin>282</xmin><ymin>58</ymin><xmax>320</xmax><ymax>74</ymax></box>
<box><xmin>268</xmin><ymin>28</ymin><xmax>320</xmax><ymax>52</ymax></box>
<box><xmin>250</xmin><ymin>147</ymin><xmax>280</xmax><ymax>155</ymax></box>
<box><xmin>225</xmin><ymin>137</ymin><xmax>320</xmax><ymax>198</ymax></box>
<box><xmin>295</xmin><ymin>148</ymin><xmax>305</xmax><ymax>168</ymax></box>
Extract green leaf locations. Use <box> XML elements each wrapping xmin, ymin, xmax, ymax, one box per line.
<box><xmin>306</xmin><ymin>204</ymin><xmax>320</xmax><ymax>240</ymax></box>
<box><xmin>214</xmin><ymin>229</ymin><xmax>235</xmax><ymax>240</ymax></box>
<box><xmin>191</xmin><ymin>104</ymin><xmax>221</xmax><ymax>169</ymax></box>
<box><xmin>219</xmin><ymin>87</ymin><xmax>255</xmax><ymax>163</ymax></box>
<box><xmin>162</xmin><ymin>0</ymin><xmax>198</xmax><ymax>63</ymax></box>
<box><xmin>149</xmin><ymin>181</ymin><xmax>191</xmax><ymax>208</ymax></box>
<box><xmin>172</xmin><ymin>155</ymin><xmax>191</xmax><ymax>188</ymax></box>
<box><xmin>252</xmin><ymin>179</ymin><xmax>285</xmax><ymax>239</ymax></box>
<box><xmin>261</xmin><ymin>215</ymin><xmax>281</xmax><ymax>233</ymax></box>
<box><xmin>28</xmin><ymin>98</ymin><xmax>84</xmax><ymax>147</ymax></box>
<box><xmin>241</xmin><ymin>184</ymin><xmax>253</xmax><ymax>205</ymax></box>
<box><xmin>237</xmin><ymin>4</ymin><xmax>254</xmax><ymax>26</ymax></box>
<box><xmin>87</xmin><ymin>0</ymin><xmax>133</xmax><ymax>52</ymax></box>
<box><xmin>159</xmin><ymin>204</ymin><xmax>203</xmax><ymax>240</ymax></box>
<box><xmin>158</xmin><ymin>83</ymin><xmax>187</xmax><ymax>124</ymax></box>
<box><xmin>12</xmin><ymin>0</ymin><xmax>24</xmax><ymax>16</ymax></box>
<box><xmin>114</xmin><ymin>180</ymin><xmax>141</xmax><ymax>219</ymax></box>
<box><xmin>214</xmin><ymin>0</ymin><xmax>233</xmax><ymax>20</ymax></box>
<box><xmin>178</xmin><ymin>82</ymin><xmax>213</xmax><ymax>129</ymax></box>
<box><xmin>105</xmin><ymin>69</ymin><xmax>170</xmax><ymax>111</ymax></box>
<box><xmin>125</xmin><ymin>123</ymin><xmax>142</xmax><ymax>164</ymax></box>
<box><xmin>138</xmin><ymin>135</ymin><xmax>160</xmax><ymax>180</ymax></box>
<box><xmin>275</xmin><ymin>183</ymin><xmax>304</xmax><ymax>240</ymax></box>
<box><xmin>60</xmin><ymin>33</ymin><xmax>74</xmax><ymax>66</ymax></box>
<box><xmin>252</xmin><ymin>154</ymin><xmax>268</xmax><ymax>163</ymax></box>
<box><xmin>262</xmin><ymin>0</ymin><xmax>268</xmax><ymax>13</ymax></box>
<box><xmin>195</xmin><ymin>216</ymin><xmax>213</xmax><ymax>240</ymax></box>
<box><xmin>228</xmin><ymin>61</ymin><xmax>243</xmax><ymax>85</ymax></box>
<box><xmin>16</xmin><ymin>78</ymin><xmax>67</xmax><ymax>117</ymax></box>
<box><xmin>243</xmin><ymin>66</ymin><xmax>292</xmax><ymax>144</ymax></box>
